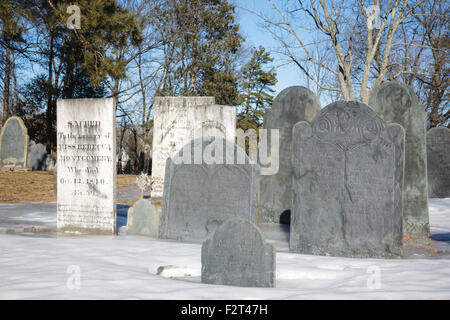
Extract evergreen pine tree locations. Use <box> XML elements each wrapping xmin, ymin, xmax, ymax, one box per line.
<box><xmin>237</xmin><ymin>46</ymin><xmax>277</xmax><ymax>131</ymax></box>
<box><xmin>155</xmin><ymin>0</ymin><xmax>243</xmax><ymax>105</ymax></box>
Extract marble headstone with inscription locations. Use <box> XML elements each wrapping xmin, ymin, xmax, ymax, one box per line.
<box><xmin>291</xmin><ymin>101</ymin><xmax>405</xmax><ymax>258</ymax></box>
<box><xmin>427</xmin><ymin>127</ymin><xmax>450</xmax><ymax>198</ymax></box>
<box><xmin>202</xmin><ymin>218</ymin><xmax>275</xmax><ymax>287</ymax></box>
<box><xmin>161</xmin><ymin>137</ymin><xmax>259</xmax><ymax>243</ymax></box>
<box><xmin>369</xmin><ymin>81</ymin><xmax>429</xmax><ymax>237</ymax></box>
<box><xmin>57</xmin><ymin>98</ymin><xmax>116</xmax><ymax>234</ymax></box>
<box><xmin>0</xmin><ymin>116</ymin><xmax>29</xmax><ymax>169</ymax></box>
<box><xmin>151</xmin><ymin>97</ymin><xmax>236</xmax><ymax>198</ymax></box>
<box><xmin>259</xmin><ymin>86</ymin><xmax>321</xmax><ymax>223</ymax></box>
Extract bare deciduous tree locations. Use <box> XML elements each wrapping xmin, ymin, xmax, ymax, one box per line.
<box><xmin>252</xmin><ymin>0</ymin><xmax>427</xmax><ymax>103</ymax></box>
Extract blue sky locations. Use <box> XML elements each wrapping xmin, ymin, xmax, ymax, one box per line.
<box><xmin>235</xmin><ymin>0</ymin><xmax>306</xmax><ymax>96</ymax></box>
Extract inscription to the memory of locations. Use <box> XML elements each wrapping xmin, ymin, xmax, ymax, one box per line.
<box><xmin>291</xmin><ymin>101</ymin><xmax>405</xmax><ymax>258</ymax></box>
<box><xmin>427</xmin><ymin>127</ymin><xmax>450</xmax><ymax>198</ymax></box>
<box><xmin>151</xmin><ymin>97</ymin><xmax>236</xmax><ymax>198</ymax></box>
<box><xmin>57</xmin><ymin>98</ymin><xmax>116</xmax><ymax>234</ymax></box>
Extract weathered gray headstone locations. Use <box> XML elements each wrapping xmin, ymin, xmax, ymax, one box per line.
<box><xmin>151</xmin><ymin>97</ymin><xmax>236</xmax><ymax>198</ymax></box>
<box><xmin>57</xmin><ymin>98</ymin><xmax>116</xmax><ymax>234</ymax></box>
<box><xmin>291</xmin><ymin>101</ymin><xmax>405</xmax><ymax>258</ymax></box>
<box><xmin>127</xmin><ymin>198</ymin><xmax>161</xmax><ymax>237</ymax></box>
<box><xmin>202</xmin><ymin>218</ymin><xmax>275</xmax><ymax>287</ymax></box>
<box><xmin>161</xmin><ymin>137</ymin><xmax>259</xmax><ymax>243</ymax></box>
<box><xmin>427</xmin><ymin>127</ymin><xmax>450</xmax><ymax>198</ymax></box>
<box><xmin>28</xmin><ymin>140</ymin><xmax>47</xmax><ymax>170</ymax></box>
<box><xmin>369</xmin><ymin>81</ymin><xmax>429</xmax><ymax>237</ymax></box>
<box><xmin>259</xmin><ymin>86</ymin><xmax>321</xmax><ymax>223</ymax></box>
<box><xmin>45</xmin><ymin>154</ymin><xmax>56</xmax><ymax>171</ymax></box>
<box><xmin>0</xmin><ymin>116</ymin><xmax>29</xmax><ymax>170</ymax></box>
<box><xmin>27</xmin><ymin>140</ymin><xmax>56</xmax><ymax>171</ymax></box>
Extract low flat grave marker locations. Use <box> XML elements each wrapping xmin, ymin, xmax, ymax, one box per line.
<box><xmin>127</xmin><ymin>198</ymin><xmax>161</xmax><ymax>237</ymax></box>
<box><xmin>202</xmin><ymin>218</ymin><xmax>276</xmax><ymax>287</ymax></box>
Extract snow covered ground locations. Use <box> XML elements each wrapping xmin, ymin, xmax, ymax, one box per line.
<box><xmin>0</xmin><ymin>199</ymin><xmax>449</xmax><ymax>299</ymax></box>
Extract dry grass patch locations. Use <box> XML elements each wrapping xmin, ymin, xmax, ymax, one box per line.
<box><xmin>0</xmin><ymin>171</ymin><xmax>55</xmax><ymax>202</ymax></box>
<box><xmin>0</xmin><ymin>171</ymin><xmax>139</xmax><ymax>203</ymax></box>
<box><xmin>117</xmin><ymin>174</ymin><xmax>138</xmax><ymax>188</ymax></box>
<box><xmin>403</xmin><ymin>235</ymin><xmax>444</xmax><ymax>257</ymax></box>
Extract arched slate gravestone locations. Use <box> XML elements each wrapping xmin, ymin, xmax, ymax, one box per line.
<box><xmin>0</xmin><ymin>116</ymin><xmax>29</xmax><ymax>169</ymax></box>
<box><xmin>259</xmin><ymin>86</ymin><xmax>321</xmax><ymax>223</ymax></box>
<box><xmin>369</xmin><ymin>81</ymin><xmax>429</xmax><ymax>237</ymax></box>
<box><xmin>161</xmin><ymin>137</ymin><xmax>259</xmax><ymax>243</ymax></box>
<box><xmin>427</xmin><ymin>127</ymin><xmax>450</xmax><ymax>198</ymax></box>
<box><xmin>291</xmin><ymin>101</ymin><xmax>405</xmax><ymax>258</ymax></box>
<box><xmin>202</xmin><ymin>218</ymin><xmax>275</xmax><ymax>287</ymax></box>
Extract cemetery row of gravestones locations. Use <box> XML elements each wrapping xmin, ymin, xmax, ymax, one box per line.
<box><xmin>126</xmin><ymin>81</ymin><xmax>448</xmax><ymax>287</ymax></box>
<box><xmin>1</xmin><ymin>81</ymin><xmax>448</xmax><ymax>288</ymax></box>
<box><xmin>0</xmin><ymin>116</ymin><xmax>56</xmax><ymax>171</ymax></box>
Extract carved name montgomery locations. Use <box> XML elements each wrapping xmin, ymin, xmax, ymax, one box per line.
<box><xmin>59</xmin><ymin>155</ymin><xmax>113</xmax><ymax>162</ymax></box>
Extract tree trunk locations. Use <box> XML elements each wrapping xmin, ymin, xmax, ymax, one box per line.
<box><xmin>46</xmin><ymin>30</ymin><xmax>55</xmax><ymax>151</ymax></box>
<box><xmin>2</xmin><ymin>44</ymin><xmax>11</xmax><ymax>123</ymax></box>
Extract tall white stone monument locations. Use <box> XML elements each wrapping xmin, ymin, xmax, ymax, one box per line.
<box><xmin>57</xmin><ymin>98</ymin><xmax>116</xmax><ymax>234</ymax></box>
<box><xmin>151</xmin><ymin>97</ymin><xmax>236</xmax><ymax>198</ymax></box>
